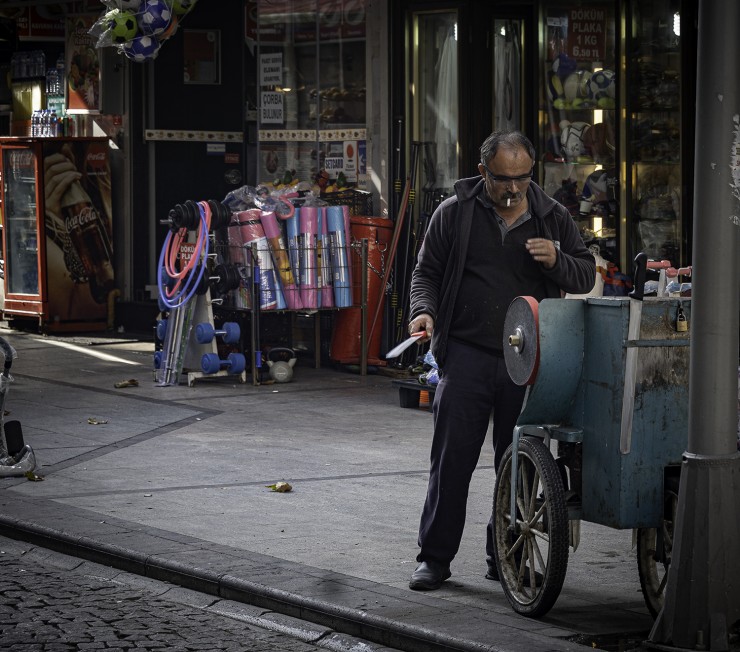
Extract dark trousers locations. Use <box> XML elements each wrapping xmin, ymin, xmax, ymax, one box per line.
<box><xmin>416</xmin><ymin>339</ymin><xmax>527</xmax><ymax>565</ymax></box>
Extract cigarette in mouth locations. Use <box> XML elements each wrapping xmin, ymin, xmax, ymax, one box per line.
<box><xmin>506</xmin><ymin>198</ymin><xmax>511</xmax><ymax>207</ymax></box>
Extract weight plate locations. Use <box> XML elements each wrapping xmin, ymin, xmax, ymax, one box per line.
<box><xmin>226</xmin><ymin>264</ymin><xmax>241</xmax><ymax>291</ymax></box>
<box><xmin>502</xmin><ymin>296</ymin><xmax>540</xmax><ymax>386</ymax></box>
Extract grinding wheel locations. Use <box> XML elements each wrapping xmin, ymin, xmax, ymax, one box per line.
<box><xmin>503</xmin><ymin>296</ymin><xmax>540</xmax><ymax>386</ymax></box>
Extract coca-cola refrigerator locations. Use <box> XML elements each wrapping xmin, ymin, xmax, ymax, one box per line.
<box><xmin>0</xmin><ymin>137</ymin><xmax>114</xmax><ymax>331</ymax></box>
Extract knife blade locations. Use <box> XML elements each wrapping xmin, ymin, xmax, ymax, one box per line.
<box><xmin>385</xmin><ymin>331</ymin><xmax>427</xmax><ymax>359</ymax></box>
<box><xmin>620</xmin><ymin>252</ymin><xmax>648</xmax><ymax>454</ymax></box>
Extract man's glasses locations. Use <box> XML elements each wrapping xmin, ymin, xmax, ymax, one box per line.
<box><xmin>482</xmin><ymin>166</ymin><xmax>534</xmax><ymax>185</ymax></box>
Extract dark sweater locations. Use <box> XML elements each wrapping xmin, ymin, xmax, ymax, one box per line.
<box><xmin>409</xmin><ymin>176</ymin><xmax>595</xmax><ymax>368</ymax></box>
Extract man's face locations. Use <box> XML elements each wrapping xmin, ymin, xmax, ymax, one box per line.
<box><xmin>478</xmin><ymin>146</ymin><xmax>534</xmax><ymax>210</ymax></box>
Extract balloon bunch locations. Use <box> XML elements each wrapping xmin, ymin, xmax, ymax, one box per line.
<box><xmin>89</xmin><ymin>0</ymin><xmax>198</xmax><ymax>62</ymax></box>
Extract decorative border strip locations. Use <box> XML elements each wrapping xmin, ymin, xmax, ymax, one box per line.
<box><xmin>258</xmin><ymin>130</ymin><xmax>316</xmax><ymax>142</ymax></box>
<box><xmin>144</xmin><ymin>129</ymin><xmax>243</xmax><ymax>142</ymax></box>
<box><xmin>258</xmin><ymin>128</ymin><xmax>367</xmax><ymax>142</ymax></box>
<box><xmin>319</xmin><ymin>128</ymin><xmax>366</xmax><ymax>141</ymax></box>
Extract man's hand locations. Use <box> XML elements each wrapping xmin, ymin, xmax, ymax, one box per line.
<box><xmin>408</xmin><ymin>313</ymin><xmax>434</xmax><ymax>342</ymax></box>
<box><xmin>525</xmin><ymin>238</ymin><xmax>557</xmax><ymax>269</ymax></box>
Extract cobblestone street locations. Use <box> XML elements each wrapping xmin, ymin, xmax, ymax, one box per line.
<box><xmin>0</xmin><ymin>536</ymin><xmax>396</xmax><ymax>651</ymax></box>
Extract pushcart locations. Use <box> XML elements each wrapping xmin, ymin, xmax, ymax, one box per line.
<box><xmin>492</xmin><ymin>258</ymin><xmax>690</xmax><ymax>618</ymax></box>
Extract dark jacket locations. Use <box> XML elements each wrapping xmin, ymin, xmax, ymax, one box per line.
<box><xmin>409</xmin><ymin>175</ymin><xmax>596</xmax><ymax>367</ymax></box>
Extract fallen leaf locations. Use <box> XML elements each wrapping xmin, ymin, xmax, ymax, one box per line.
<box><xmin>87</xmin><ymin>418</ymin><xmax>109</xmax><ymax>425</ymax></box>
<box><xmin>266</xmin><ymin>481</ymin><xmax>292</xmax><ymax>493</ymax></box>
<box><xmin>114</xmin><ymin>379</ymin><xmax>139</xmax><ymax>388</ymax></box>
<box><xmin>24</xmin><ymin>471</ymin><xmax>44</xmax><ymax>482</ymax></box>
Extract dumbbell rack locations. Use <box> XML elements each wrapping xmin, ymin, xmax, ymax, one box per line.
<box><xmin>181</xmin><ymin>289</ymin><xmax>247</xmax><ymax>387</ymax></box>
<box><xmin>155</xmin><ymin>198</ymin><xmax>248</xmax><ymax>388</ymax></box>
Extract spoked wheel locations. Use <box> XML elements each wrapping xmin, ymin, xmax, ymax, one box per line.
<box><xmin>636</xmin><ymin>475</ymin><xmax>680</xmax><ymax>618</ymax></box>
<box><xmin>492</xmin><ymin>436</ymin><xmax>569</xmax><ymax>617</ymax></box>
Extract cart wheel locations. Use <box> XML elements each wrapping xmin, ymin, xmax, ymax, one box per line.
<box><xmin>636</xmin><ymin>475</ymin><xmax>680</xmax><ymax>619</ymax></box>
<box><xmin>492</xmin><ymin>436</ymin><xmax>569</xmax><ymax>617</ymax></box>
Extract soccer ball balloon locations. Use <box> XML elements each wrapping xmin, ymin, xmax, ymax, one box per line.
<box><xmin>563</xmin><ymin>70</ymin><xmax>592</xmax><ymax>102</ymax></box>
<box><xmin>588</xmin><ymin>69</ymin><xmax>616</xmax><ymax>100</ymax></box>
<box><xmin>559</xmin><ymin>120</ymin><xmax>591</xmax><ymax>162</ymax></box>
<box><xmin>137</xmin><ymin>0</ymin><xmax>172</xmax><ymax>36</ymax></box>
<box><xmin>122</xmin><ymin>34</ymin><xmax>161</xmax><ymax>62</ymax></box>
<box><xmin>107</xmin><ymin>10</ymin><xmax>138</xmax><ymax>44</ymax></box>
<box><xmin>551</xmin><ymin>53</ymin><xmax>577</xmax><ymax>79</ymax></box>
<box><xmin>546</xmin><ymin>72</ymin><xmax>564</xmax><ymax>103</ymax></box>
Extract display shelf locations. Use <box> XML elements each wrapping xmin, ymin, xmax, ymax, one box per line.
<box><xmin>627</xmin><ymin>0</ymin><xmax>685</xmax><ymax>266</ymax></box>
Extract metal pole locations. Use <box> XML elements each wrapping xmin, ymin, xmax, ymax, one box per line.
<box><xmin>360</xmin><ymin>238</ymin><xmax>368</xmax><ymax>377</ymax></box>
<box><xmin>648</xmin><ymin>0</ymin><xmax>740</xmax><ymax>648</ymax></box>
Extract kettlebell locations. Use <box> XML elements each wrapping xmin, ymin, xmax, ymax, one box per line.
<box><xmin>267</xmin><ymin>347</ymin><xmax>297</xmax><ymax>383</ymax></box>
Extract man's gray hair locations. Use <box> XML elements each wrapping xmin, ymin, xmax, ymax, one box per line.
<box><xmin>480</xmin><ymin>131</ymin><xmax>536</xmax><ymax>166</ymax></box>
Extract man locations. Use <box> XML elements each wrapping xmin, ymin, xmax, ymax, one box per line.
<box><xmin>407</xmin><ymin>130</ymin><xmax>595</xmax><ymax>591</ymax></box>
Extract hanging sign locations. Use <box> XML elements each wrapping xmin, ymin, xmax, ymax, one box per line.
<box><xmin>260</xmin><ymin>53</ymin><xmax>282</xmax><ymax>86</ymax></box>
<box><xmin>566</xmin><ymin>6</ymin><xmax>606</xmax><ymax>61</ymax></box>
<box><xmin>261</xmin><ymin>92</ymin><xmax>284</xmax><ymax>124</ymax></box>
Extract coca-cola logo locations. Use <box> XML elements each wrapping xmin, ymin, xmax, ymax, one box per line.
<box><xmin>85</xmin><ymin>147</ymin><xmax>107</xmax><ymax>172</ymax></box>
<box><xmin>65</xmin><ymin>206</ymin><xmax>99</xmax><ymax>231</ymax></box>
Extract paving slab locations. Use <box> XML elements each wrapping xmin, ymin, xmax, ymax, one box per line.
<box><xmin>0</xmin><ymin>328</ymin><xmax>660</xmax><ymax>652</ymax></box>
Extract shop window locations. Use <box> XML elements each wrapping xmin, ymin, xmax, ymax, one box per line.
<box><xmin>539</xmin><ymin>1</ymin><xmax>618</xmax><ymax>263</ymax></box>
<box><xmin>409</xmin><ymin>11</ymin><xmax>458</xmax><ymax>198</ymax></box>
<box><xmin>627</xmin><ymin>0</ymin><xmax>683</xmax><ymax>266</ymax></box>
<box><xmin>255</xmin><ymin>0</ymin><xmax>367</xmax><ymax>195</ymax></box>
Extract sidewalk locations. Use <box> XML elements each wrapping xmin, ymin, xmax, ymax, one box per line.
<box><xmin>0</xmin><ymin>328</ymin><xmax>655</xmax><ymax>652</ymax></box>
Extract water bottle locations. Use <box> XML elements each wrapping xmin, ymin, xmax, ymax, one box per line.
<box><xmin>50</xmin><ymin>110</ymin><xmax>59</xmax><ymax>137</ymax></box>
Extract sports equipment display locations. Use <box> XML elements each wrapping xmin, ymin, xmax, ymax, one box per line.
<box><xmin>324</xmin><ymin>205</ymin><xmax>351</xmax><ymax>308</ymax></box>
<box><xmin>137</xmin><ymin>0</ymin><xmax>172</xmax><ymax>36</ymax></box>
<box><xmin>201</xmin><ymin>352</ymin><xmax>247</xmax><ymax>375</ymax></box>
<box><xmin>317</xmin><ymin>208</ymin><xmax>334</xmax><ymax>309</ymax></box>
<box><xmin>195</xmin><ymin>321</ymin><xmax>240</xmax><ymax>345</ymax></box>
<box><xmin>559</xmin><ymin>120</ymin><xmax>591</xmax><ymax>162</ymax></box>
<box><xmin>563</xmin><ymin>70</ymin><xmax>591</xmax><ymax>102</ymax></box>
<box><xmin>108</xmin><ymin>10</ymin><xmax>138</xmax><ymax>43</ymax></box>
<box><xmin>259</xmin><ymin>209</ymin><xmax>302</xmax><ymax>310</ymax></box>
<box><xmin>551</xmin><ymin>53</ymin><xmax>577</xmax><ymax>78</ymax></box>
<box><xmin>546</xmin><ymin>72</ymin><xmax>564</xmax><ymax>103</ymax></box>
<box><xmin>588</xmin><ymin>69</ymin><xmax>616</xmax><ymax>100</ymax></box>
<box><xmin>298</xmin><ymin>206</ymin><xmax>319</xmax><ymax>309</ymax></box>
<box><xmin>122</xmin><ymin>34</ymin><xmax>161</xmax><ymax>61</ymax></box>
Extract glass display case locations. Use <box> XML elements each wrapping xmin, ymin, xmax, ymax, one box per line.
<box><xmin>0</xmin><ymin>138</ymin><xmax>114</xmax><ymax>331</ymax></box>
<box><xmin>2</xmin><ymin>145</ymin><xmax>41</xmax><ymax>297</ymax></box>
<box><xmin>256</xmin><ymin>1</ymin><xmax>367</xmax><ymax>193</ymax></box>
<box><xmin>627</xmin><ymin>0</ymin><xmax>683</xmax><ymax>266</ymax></box>
<box><xmin>539</xmin><ymin>2</ymin><xmax>619</xmax><ymax>263</ymax></box>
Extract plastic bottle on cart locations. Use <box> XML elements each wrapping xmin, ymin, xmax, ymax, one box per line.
<box><xmin>61</xmin><ymin>179</ymin><xmax>115</xmax><ymax>303</ymax></box>
<box><xmin>49</xmin><ymin>110</ymin><xmax>59</xmax><ymax>137</ymax></box>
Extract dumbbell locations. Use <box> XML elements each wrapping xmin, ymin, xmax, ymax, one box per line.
<box><xmin>201</xmin><ymin>352</ymin><xmax>246</xmax><ymax>375</ymax></box>
<box><xmin>195</xmin><ymin>321</ymin><xmax>240</xmax><ymax>344</ymax></box>
<box><xmin>207</xmin><ymin>199</ymin><xmax>232</xmax><ymax>230</ymax></box>
<box><xmin>211</xmin><ymin>264</ymin><xmax>241</xmax><ymax>295</ymax></box>
<box><xmin>165</xmin><ymin>200</ymin><xmax>201</xmax><ymax>231</ymax></box>
<box><xmin>156</xmin><ymin>319</ymin><xmax>168</xmax><ymax>342</ymax></box>
<box><xmin>193</xmin><ymin>263</ymin><xmax>240</xmax><ymax>297</ymax></box>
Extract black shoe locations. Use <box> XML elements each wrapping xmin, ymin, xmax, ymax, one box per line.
<box><xmin>409</xmin><ymin>560</ymin><xmax>451</xmax><ymax>591</ymax></box>
<box><xmin>485</xmin><ymin>559</ymin><xmax>543</xmax><ymax>587</ymax></box>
